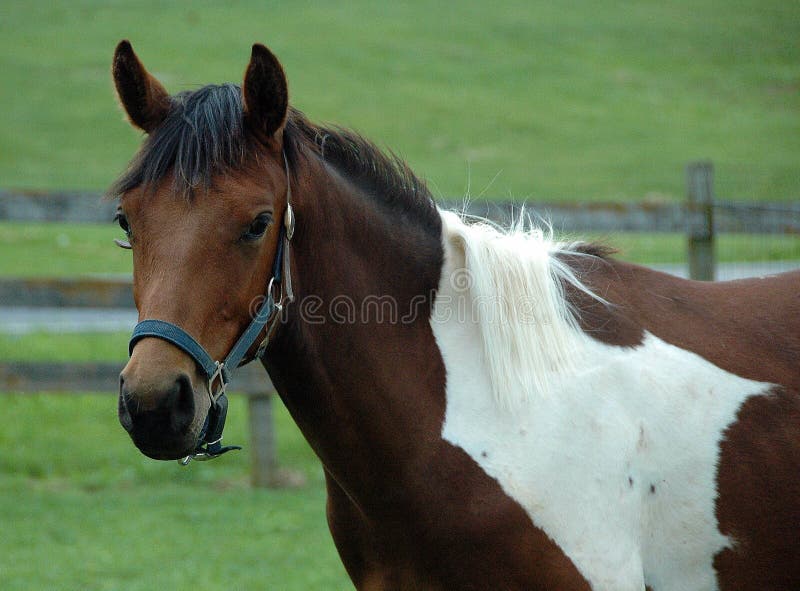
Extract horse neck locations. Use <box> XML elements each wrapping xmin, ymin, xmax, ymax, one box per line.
<box><xmin>262</xmin><ymin>157</ymin><xmax>447</xmax><ymax>504</ymax></box>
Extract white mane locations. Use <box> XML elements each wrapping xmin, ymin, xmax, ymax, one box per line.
<box><xmin>438</xmin><ymin>209</ymin><xmax>604</xmax><ymax>408</ymax></box>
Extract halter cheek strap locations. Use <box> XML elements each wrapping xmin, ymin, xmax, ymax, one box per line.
<box><xmin>127</xmin><ymin>153</ymin><xmax>295</xmax><ymax>465</ymax></box>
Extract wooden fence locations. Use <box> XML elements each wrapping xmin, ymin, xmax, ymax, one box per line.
<box><xmin>1</xmin><ymin>161</ymin><xmax>798</xmax><ymax>486</ymax></box>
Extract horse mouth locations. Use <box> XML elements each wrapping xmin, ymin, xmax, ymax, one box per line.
<box><xmin>124</xmin><ymin>416</ymin><xmax>204</xmax><ymax>461</ymax></box>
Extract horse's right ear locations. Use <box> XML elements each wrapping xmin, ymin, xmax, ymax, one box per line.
<box><xmin>242</xmin><ymin>44</ymin><xmax>289</xmax><ymax>146</ymax></box>
<box><xmin>112</xmin><ymin>40</ymin><xmax>171</xmax><ymax>133</ymax></box>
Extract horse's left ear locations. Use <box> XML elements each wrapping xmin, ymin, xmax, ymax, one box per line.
<box><xmin>242</xmin><ymin>44</ymin><xmax>289</xmax><ymax>145</ymax></box>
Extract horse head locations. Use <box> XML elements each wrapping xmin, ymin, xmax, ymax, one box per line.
<box><xmin>112</xmin><ymin>41</ymin><xmax>291</xmax><ymax>460</ymax></box>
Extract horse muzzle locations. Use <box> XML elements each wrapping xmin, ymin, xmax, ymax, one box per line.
<box><xmin>118</xmin><ymin>370</ymin><xmax>204</xmax><ymax>460</ymax></box>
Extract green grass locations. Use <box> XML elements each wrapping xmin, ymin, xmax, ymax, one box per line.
<box><xmin>0</xmin><ymin>222</ymin><xmax>132</xmax><ymax>277</ymax></box>
<box><xmin>0</xmin><ymin>331</ymin><xmax>129</xmax><ymax>361</ymax></box>
<box><xmin>1</xmin><ymin>480</ymin><xmax>346</xmax><ymax>591</ymax></box>
<box><xmin>1</xmin><ymin>0</ymin><xmax>798</xmax><ymax>201</ymax></box>
<box><xmin>0</xmin><ymin>395</ymin><xmax>351</xmax><ymax>591</ymax></box>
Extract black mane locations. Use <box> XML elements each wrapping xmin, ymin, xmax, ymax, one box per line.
<box><xmin>110</xmin><ymin>85</ymin><xmax>438</xmax><ymax>236</ymax></box>
<box><xmin>282</xmin><ymin>107</ymin><xmax>439</xmax><ymax>235</ymax></box>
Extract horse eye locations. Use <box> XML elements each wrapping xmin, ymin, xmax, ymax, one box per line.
<box><xmin>242</xmin><ymin>213</ymin><xmax>272</xmax><ymax>241</ymax></box>
<box><xmin>115</xmin><ymin>212</ymin><xmax>131</xmax><ymax>236</ymax></box>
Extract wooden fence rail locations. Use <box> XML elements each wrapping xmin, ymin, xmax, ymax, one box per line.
<box><xmin>0</xmin><ymin>190</ymin><xmax>117</xmax><ymax>223</ymax></box>
<box><xmin>3</xmin><ymin>188</ymin><xmax>800</xmax><ymax>233</ymax></box>
<box><xmin>0</xmin><ymin>277</ymin><xmax>134</xmax><ymax>308</ymax></box>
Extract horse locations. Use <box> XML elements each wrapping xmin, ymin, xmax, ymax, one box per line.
<box><xmin>110</xmin><ymin>40</ymin><xmax>800</xmax><ymax>590</ymax></box>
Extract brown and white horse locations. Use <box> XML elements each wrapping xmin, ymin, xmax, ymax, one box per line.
<box><xmin>111</xmin><ymin>41</ymin><xmax>800</xmax><ymax>590</ymax></box>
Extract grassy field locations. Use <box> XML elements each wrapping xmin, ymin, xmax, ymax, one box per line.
<box><xmin>0</xmin><ymin>395</ymin><xmax>349</xmax><ymax>591</ymax></box>
<box><xmin>1</xmin><ymin>2</ymin><xmax>798</xmax><ymax>589</ymax></box>
<box><xmin>1</xmin><ymin>0</ymin><xmax>798</xmax><ymax>201</ymax></box>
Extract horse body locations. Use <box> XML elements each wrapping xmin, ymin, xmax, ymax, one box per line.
<box><xmin>265</xmin><ymin>186</ymin><xmax>800</xmax><ymax>589</ymax></box>
<box><xmin>110</xmin><ymin>41</ymin><xmax>800</xmax><ymax>590</ymax></box>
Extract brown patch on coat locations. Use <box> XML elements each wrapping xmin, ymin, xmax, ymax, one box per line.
<box><xmin>713</xmin><ymin>387</ymin><xmax>800</xmax><ymax>590</ymax></box>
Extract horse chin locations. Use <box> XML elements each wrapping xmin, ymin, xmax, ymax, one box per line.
<box><xmin>134</xmin><ymin>441</ymin><xmax>197</xmax><ymax>461</ymax></box>
<box><xmin>128</xmin><ymin>429</ymin><xmax>203</xmax><ymax>461</ymax></box>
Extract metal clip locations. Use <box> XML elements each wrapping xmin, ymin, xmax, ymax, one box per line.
<box><xmin>176</xmin><ymin>449</ymin><xmax>217</xmax><ymax>465</ymax></box>
<box><xmin>186</xmin><ymin>450</ymin><xmax>216</xmax><ymax>462</ymax></box>
<box><xmin>208</xmin><ymin>361</ymin><xmax>227</xmax><ymax>403</ymax></box>
<box><xmin>177</xmin><ymin>437</ymin><xmax>241</xmax><ymax>466</ymax></box>
<box><xmin>284</xmin><ymin>203</ymin><xmax>295</xmax><ymax>240</ymax></box>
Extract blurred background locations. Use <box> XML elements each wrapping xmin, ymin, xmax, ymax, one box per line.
<box><xmin>0</xmin><ymin>1</ymin><xmax>798</xmax><ymax>589</ymax></box>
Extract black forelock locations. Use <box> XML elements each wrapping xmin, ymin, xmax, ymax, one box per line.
<box><xmin>109</xmin><ymin>83</ymin><xmax>254</xmax><ymax>197</ymax></box>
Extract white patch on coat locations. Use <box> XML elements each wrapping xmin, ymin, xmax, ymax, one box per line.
<box><xmin>431</xmin><ymin>210</ymin><xmax>770</xmax><ymax>591</ymax></box>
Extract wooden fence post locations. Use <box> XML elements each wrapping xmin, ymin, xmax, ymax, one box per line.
<box><xmin>248</xmin><ymin>393</ymin><xmax>277</xmax><ymax>488</ymax></box>
<box><xmin>686</xmin><ymin>161</ymin><xmax>716</xmax><ymax>281</ymax></box>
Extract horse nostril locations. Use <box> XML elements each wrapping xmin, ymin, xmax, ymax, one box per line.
<box><xmin>164</xmin><ymin>373</ymin><xmax>196</xmax><ymax>433</ymax></box>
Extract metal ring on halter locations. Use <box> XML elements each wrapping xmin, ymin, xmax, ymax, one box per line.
<box><xmin>267</xmin><ymin>276</ymin><xmax>279</xmax><ymax>302</ymax></box>
<box><xmin>256</xmin><ymin>277</ymin><xmax>284</xmax><ymax>359</ymax></box>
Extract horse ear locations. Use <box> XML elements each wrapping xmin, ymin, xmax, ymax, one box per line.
<box><xmin>242</xmin><ymin>44</ymin><xmax>289</xmax><ymax>143</ymax></box>
<box><xmin>112</xmin><ymin>40</ymin><xmax>171</xmax><ymax>133</ymax></box>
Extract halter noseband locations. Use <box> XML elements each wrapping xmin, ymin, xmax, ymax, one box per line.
<box><xmin>127</xmin><ymin>153</ymin><xmax>295</xmax><ymax>465</ymax></box>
